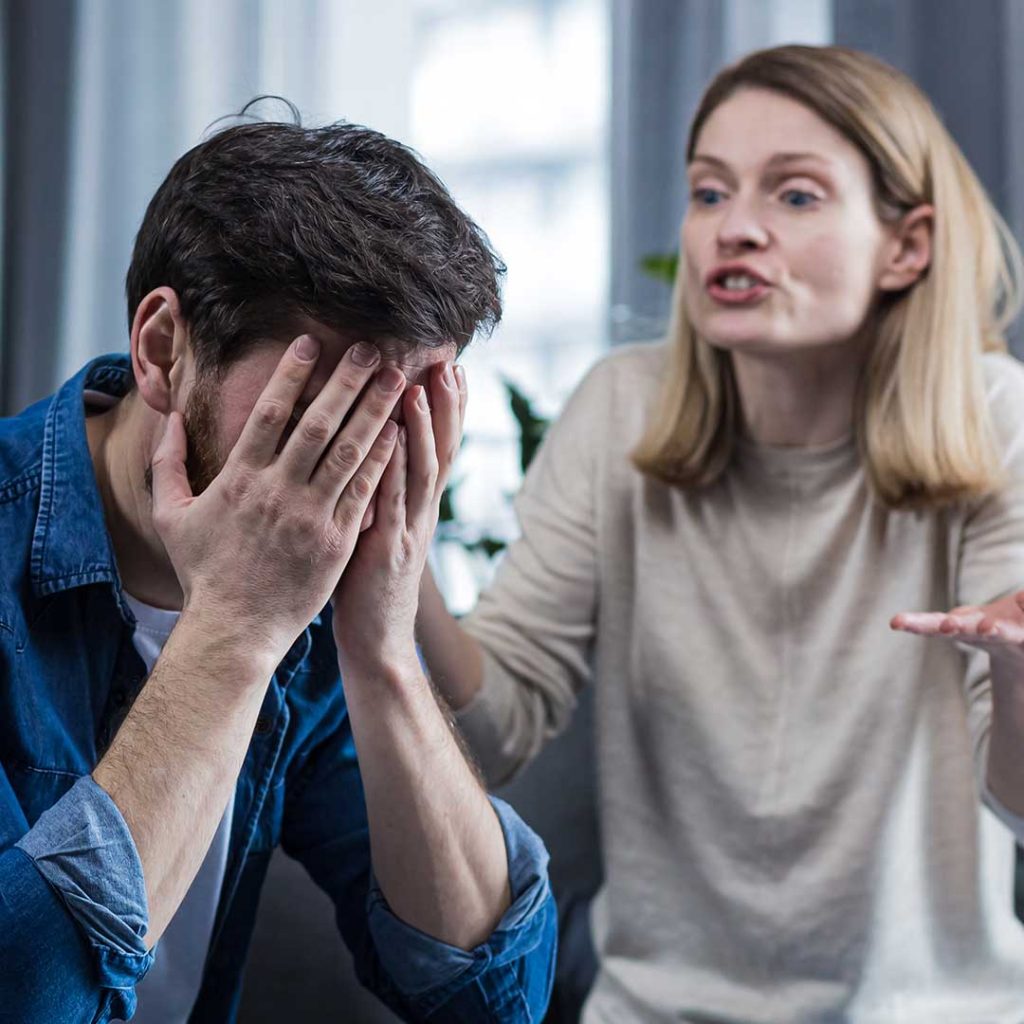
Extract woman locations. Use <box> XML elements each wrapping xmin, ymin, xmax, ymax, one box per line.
<box><xmin>420</xmin><ymin>45</ymin><xmax>1024</xmax><ymax>1022</ymax></box>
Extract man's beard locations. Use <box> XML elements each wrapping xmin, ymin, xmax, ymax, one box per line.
<box><xmin>181</xmin><ymin>373</ymin><xmax>224</xmax><ymax>496</ymax></box>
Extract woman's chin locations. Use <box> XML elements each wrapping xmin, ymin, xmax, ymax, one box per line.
<box><xmin>702</xmin><ymin>330</ymin><xmax>779</xmax><ymax>353</ymax></box>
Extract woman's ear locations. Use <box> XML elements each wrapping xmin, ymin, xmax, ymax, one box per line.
<box><xmin>130</xmin><ymin>287</ymin><xmax>189</xmax><ymax>413</ymax></box>
<box><xmin>877</xmin><ymin>204</ymin><xmax>934</xmax><ymax>293</ymax></box>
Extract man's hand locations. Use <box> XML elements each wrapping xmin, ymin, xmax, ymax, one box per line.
<box><xmin>93</xmin><ymin>335</ymin><xmax>404</xmax><ymax>946</ymax></box>
<box><xmin>325</xmin><ymin>360</ymin><xmax>512</xmax><ymax>949</ymax></box>
<box><xmin>152</xmin><ymin>334</ymin><xmax>402</xmax><ymax>667</ymax></box>
<box><xmin>891</xmin><ymin>591</ymin><xmax>1024</xmax><ymax>669</ymax></box>
<box><xmin>331</xmin><ymin>360</ymin><xmax>466</xmax><ymax>671</ymax></box>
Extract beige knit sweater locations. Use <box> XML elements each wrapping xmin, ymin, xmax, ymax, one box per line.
<box><xmin>457</xmin><ymin>340</ymin><xmax>1024</xmax><ymax>1024</ymax></box>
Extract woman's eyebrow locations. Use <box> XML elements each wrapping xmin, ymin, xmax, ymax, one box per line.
<box><xmin>690</xmin><ymin>151</ymin><xmax>832</xmax><ymax>172</ymax></box>
<box><xmin>763</xmin><ymin>151</ymin><xmax>833</xmax><ymax>170</ymax></box>
<box><xmin>689</xmin><ymin>153</ymin><xmax>730</xmax><ymax>172</ymax></box>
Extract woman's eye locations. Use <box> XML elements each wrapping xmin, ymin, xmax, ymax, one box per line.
<box><xmin>691</xmin><ymin>187</ymin><xmax>725</xmax><ymax>207</ymax></box>
<box><xmin>780</xmin><ymin>189</ymin><xmax>819</xmax><ymax>208</ymax></box>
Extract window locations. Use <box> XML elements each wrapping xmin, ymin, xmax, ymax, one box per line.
<box><xmin>412</xmin><ymin>0</ymin><xmax>611</xmax><ymax>611</ymax></box>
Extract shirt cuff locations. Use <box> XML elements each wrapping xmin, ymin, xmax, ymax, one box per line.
<box><xmin>16</xmin><ymin>775</ymin><xmax>153</xmax><ymax>978</ymax></box>
<box><xmin>366</xmin><ymin>794</ymin><xmax>553</xmax><ymax>999</ymax></box>
<box><xmin>982</xmin><ymin>782</ymin><xmax>1024</xmax><ymax>845</ymax></box>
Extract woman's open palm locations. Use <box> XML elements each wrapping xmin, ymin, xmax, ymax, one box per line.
<box><xmin>892</xmin><ymin>592</ymin><xmax>1024</xmax><ymax>661</ymax></box>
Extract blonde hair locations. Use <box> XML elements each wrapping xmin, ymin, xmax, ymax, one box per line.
<box><xmin>632</xmin><ymin>45</ymin><xmax>1023</xmax><ymax>508</ymax></box>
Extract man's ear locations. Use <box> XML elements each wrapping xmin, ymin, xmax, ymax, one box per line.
<box><xmin>130</xmin><ymin>287</ymin><xmax>190</xmax><ymax>413</ymax></box>
<box><xmin>877</xmin><ymin>204</ymin><xmax>934</xmax><ymax>293</ymax></box>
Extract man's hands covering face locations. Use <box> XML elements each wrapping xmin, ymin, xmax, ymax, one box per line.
<box><xmin>331</xmin><ymin>359</ymin><xmax>467</xmax><ymax>675</ymax></box>
<box><xmin>150</xmin><ymin>335</ymin><xmax>402</xmax><ymax>667</ymax></box>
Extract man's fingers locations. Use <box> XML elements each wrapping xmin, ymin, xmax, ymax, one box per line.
<box><xmin>280</xmin><ymin>341</ymin><xmax>382</xmax><ymax>483</ymax></box>
<box><xmin>334</xmin><ymin>421</ymin><xmax>399</xmax><ymax>532</ymax></box>
<box><xmin>150</xmin><ymin>412</ymin><xmax>193</xmax><ymax>530</ymax></box>
<box><xmin>404</xmin><ymin>384</ymin><xmax>439</xmax><ymax>524</ymax></box>
<box><xmin>455</xmin><ymin>363</ymin><xmax>468</xmax><ymax>434</ymax></box>
<box><xmin>230</xmin><ymin>335</ymin><xmax>321</xmax><ymax>469</ymax></box>
<box><xmin>360</xmin><ymin>496</ymin><xmax>377</xmax><ymax>533</ymax></box>
<box><xmin>377</xmin><ymin>425</ymin><xmax>408</xmax><ymax>532</ymax></box>
<box><xmin>312</xmin><ymin>367</ymin><xmax>405</xmax><ymax>502</ymax></box>
<box><xmin>428</xmin><ymin>362</ymin><xmax>463</xmax><ymax>504</ymax></box>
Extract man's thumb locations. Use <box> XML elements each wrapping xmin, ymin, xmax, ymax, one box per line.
<box><xmin>150</xmin><ymin>412</ymin><xmax>193</xmax><ymax>522</ymax></box>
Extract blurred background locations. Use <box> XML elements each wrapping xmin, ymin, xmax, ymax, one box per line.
<box><xmin>3</xmin><ymin>0</ymin><xmax>1024</xmax><ymax>1020</ymax></box>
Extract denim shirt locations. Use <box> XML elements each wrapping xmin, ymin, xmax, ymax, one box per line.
<box><xmin>0</xmin><ymin>355</ymin><xmax>557</xmax><ymax>1024</ymax></box>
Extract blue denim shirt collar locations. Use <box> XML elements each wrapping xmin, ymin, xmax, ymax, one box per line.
<box><xmin>30</xmin><ymin>355</ymin><xmax>133</xmax><ymax>603</ymax></box>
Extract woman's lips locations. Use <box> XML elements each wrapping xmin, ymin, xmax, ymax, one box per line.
<box><xmin>706</xmin><ymin>279</ymin><xmax>771</xmax><ymax>305</ymax></box>
<box><xmin>704</xmin><ymin>266</ymin><xmax>772</xmax><ymax>306</ymax></box>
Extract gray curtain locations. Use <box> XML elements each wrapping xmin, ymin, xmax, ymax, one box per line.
<box><xmin>609</xmin><ymin>0</ymin><xmax>727</xmax><ymax>344</ymax></box>
<box><xmin>610</xmin><ymin>0</ymin><xmax>1024</xmax><ymax>355</ymax></box>
<box><xmin>1</xmin><ymin>0</ymin><xmax>79</xmax><ymax>413</ymax></box>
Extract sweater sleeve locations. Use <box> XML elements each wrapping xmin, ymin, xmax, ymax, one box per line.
<box><xmin>455</xmin><ymin>357</ymin><xmax>614</xmax><ymax>785</ymax></box>
<box><xmin>956</xmin><ymin>354</ymin><xmax>1024</xmax><ymax>797</ymax></box>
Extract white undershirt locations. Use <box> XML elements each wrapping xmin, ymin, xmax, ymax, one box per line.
<box><xmin>115</xmin><ymin>594</ymin><xmax>235</xmax><ymax>1022</ymax></box>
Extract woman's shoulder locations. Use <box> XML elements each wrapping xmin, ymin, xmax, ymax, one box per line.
<box><xmin>593</xmin><ymin>337</ymin><xmax>671</xmax><ymax>377</ymax></box>
<box><xmin>981</xmin><ymin>348</ymin><xmax>1024</xmax><ymax>391</ymax></box>
<box><xmin>541</xmin><ymin>340</ymin><xmax>670</xmax><ymax>466</ymax></box>
<box><xmin>571</xmin><ymin>338</ymin><xmax>670</xmax><ymax>407</ymax></box>
<box><xmin>981</xmin><ymin>350</ymin><xmax>1024</xmax><ymax>439</ymax></box>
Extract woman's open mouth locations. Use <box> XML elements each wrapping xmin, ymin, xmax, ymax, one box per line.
<box><xmin>705</xmin><ymin>266</ymin><xmax>771</xmax><ymax>305</ymax></box>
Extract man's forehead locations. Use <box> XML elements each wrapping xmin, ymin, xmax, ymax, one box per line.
<box><xmin>291</xmin><ymin>322</ymin><xmax>456</xmax><ymax>394</ymax></box>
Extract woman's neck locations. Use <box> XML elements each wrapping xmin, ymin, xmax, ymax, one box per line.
<box><xmin>730</xmin><ymin>338</ymin><xmax>867</xmax><ymax>448</ymax></box>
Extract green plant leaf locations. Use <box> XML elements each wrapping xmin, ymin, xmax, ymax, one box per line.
<box><xmin>438</xmin><ymin>479</ymin><xmax>458</xmax><ymax>524</ymax></box>
<box><xmin>465</xmin><ymin>536</ymin><xmax>507</xmax><ymax>558</ymax></box>
<box><xmin>437</xmin><ymin>379</ymin><xmax>552</xmax><ymax>561</ymax></box>
<box><xmin>502</xmin><ymin>378</ymin><xmax>551</xmax><ymax>473</ymax></box>
<box><xmin>640</xmin><ymin>252</ymin><xmax>679</xmax><ymax>284</ymax></box>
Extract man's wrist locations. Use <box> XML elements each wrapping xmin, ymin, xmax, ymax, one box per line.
<box><xmin>336</xmin><ymin>637</ymin><xmax>423</xmax><ymax>690</ymax></box>
<box><xmin>173</xmin><ymin>608</ymin><xmax>283</xmax><ymax>685</ymax></box>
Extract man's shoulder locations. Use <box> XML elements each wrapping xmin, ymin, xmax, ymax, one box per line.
<box><xmin>0</xmin><ymin>395</ymin><xmax>53</xmax><ymax>620</ymax></box>
<box><xmin>0</xmin><ymin>393</ymin><xmax>51</xmax><ymax>504</ymax></box>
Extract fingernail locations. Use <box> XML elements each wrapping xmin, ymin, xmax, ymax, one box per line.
<box><xmin>455</xmin><ymin>365</ymin><xmax>466</xmax><ymax>388</ymax></box>
<box><xmin>441</xmin><ymin>363</ymin><xmax>454</xmax><ymax>388</ymax></box>
<box><xmin>398</xmin><ymin>426</ymin><xmax>407</xmax><ymax>447</ymax></box>
<box><xmin>377</xmin><ymin>367</ymin><xmax>405</xmax><ymax>391</ymax></box>
<box><xmin>381</xmin><ymin>421</ymin><xmax>398</xmax><ymax>442</ymax></box>
<box><xmin>296</xmin><ymin>335</ymin><xmax>320</xmax><ymax>361</ymax></box>
<box><xmin>416</xmin><ymin>385</ymin><xmax>428</xmax><ymax>410</ymax></box>
<box><xmin>350</xmin><ymin>342</ymin><xmax>380</xmax><ymax>367</ymax></box>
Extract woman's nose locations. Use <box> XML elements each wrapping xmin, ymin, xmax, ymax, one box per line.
<box><xmin>716</xmin><ymin>195</ymin><xmax>769</xmax><ymax>252</ymax></box>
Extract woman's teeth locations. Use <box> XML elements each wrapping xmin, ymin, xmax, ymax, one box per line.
<box><xmin>721</xmin><ymin>274</ymin><xmax>758</xmax><ymax>290</ymax></box>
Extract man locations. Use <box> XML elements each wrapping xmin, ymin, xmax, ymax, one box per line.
<box><xmin>0</xmin><ymin>117</ymin><xmax>556</xmax><ymax>1023</ymax></box>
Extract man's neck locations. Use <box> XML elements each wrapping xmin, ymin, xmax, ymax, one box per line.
<box><xmin>85</xmin><ymin>395</ymin><xmax>185</xmax><ymax>610</ymax></box>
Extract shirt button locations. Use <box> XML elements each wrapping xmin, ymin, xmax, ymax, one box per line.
<box><xmin>253</xmin><ymin>715</ymin><xmax>272</xmax><ymax>735</ymax></box>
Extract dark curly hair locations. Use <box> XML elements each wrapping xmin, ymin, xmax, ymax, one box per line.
<box><xmin>125</xmin><ymin>106</ymin><xmax>504</xmax><ymax>374</ymax></box>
